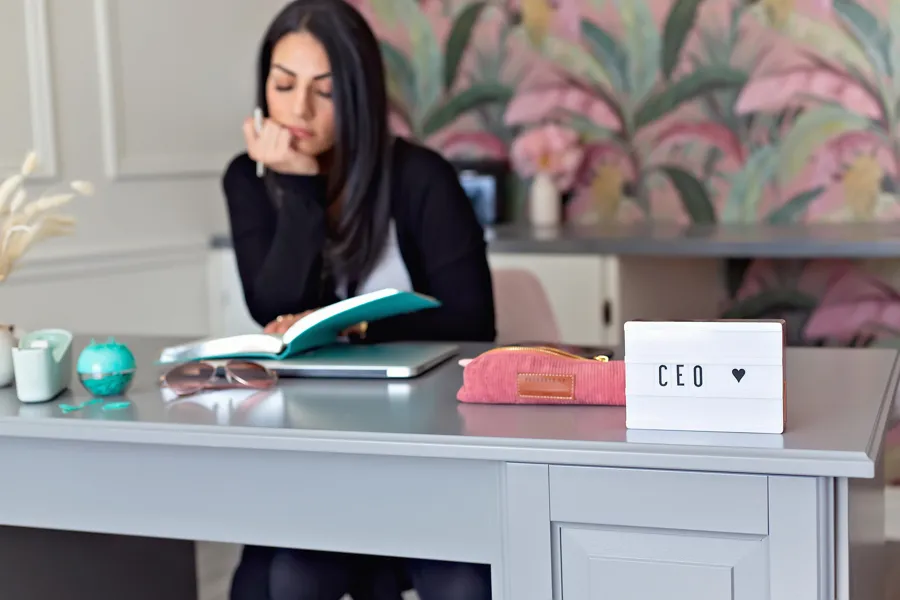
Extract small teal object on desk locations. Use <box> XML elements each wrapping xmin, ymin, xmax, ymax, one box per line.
<box><xmin>76</xmin><ymin>338</ymin><xmax>136</xmax><ymax>397</ymax></box>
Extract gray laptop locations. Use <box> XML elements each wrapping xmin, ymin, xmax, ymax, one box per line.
<box><xmin>251</xmin><ymin>342</ymin><xmax>459</xmax><ymax>379</ymax></box>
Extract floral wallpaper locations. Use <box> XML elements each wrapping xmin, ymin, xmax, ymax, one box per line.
<box><xmin>723</xmin><ymin>258</ymin><xmax>900</xmax><ymax>347</ymax></box>
<box><xmin>354</xmin><ymin>0</ymin><xmax>900</xmax><ymax>225</ymax></box>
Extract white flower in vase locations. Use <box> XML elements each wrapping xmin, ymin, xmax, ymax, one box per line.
<box><xmin>510</xmin><ymin>125</ymin><xmax>585</xmax><ymax>227</ymax></box>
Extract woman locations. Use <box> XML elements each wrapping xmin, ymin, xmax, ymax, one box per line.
<box><xmin>222</xmin><ymin>1</ymin><xmax>495</xmax><ymax>599</ymax></box>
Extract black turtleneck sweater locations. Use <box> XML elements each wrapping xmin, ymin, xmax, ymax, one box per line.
<box><xmin>221</xmin><ymin>136</ymin><xmax>496</xmax><ymax>343</ymax></box>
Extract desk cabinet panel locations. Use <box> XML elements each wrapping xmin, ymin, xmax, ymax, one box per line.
<box><xmin>0</xmin><ymin>438</ymin><xmax>504</xmax><ymax>567</ymax></box>
<box><xmin>550</xmin><ymin>466</ymin><xmax>768</xmax><ymax>535</ymax></box>
<box><xmin>560</xmin><ymin>527</ymin><xmax>768</xmax><ymax>600</ymax></box>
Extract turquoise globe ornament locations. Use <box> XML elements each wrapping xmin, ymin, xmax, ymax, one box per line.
<box><xmin>76</xmin><ymin>338</ymin><xmax>137</xmax><ymax>397</ymax></box>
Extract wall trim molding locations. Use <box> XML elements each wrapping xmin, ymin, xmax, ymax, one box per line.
<box><xmin>4</xmin><ymin>239</ymin><xmax>209</xmax><ymax>285</ymax></box>
<box><xmin>0</xmin><ymin>0</ymin><xmax>59</xmax><ymax>179</ymax></box>
<box><xmin>93</xmin><ymin>0</ymin><xmax>229</xmax><ymax>181</ymax></box>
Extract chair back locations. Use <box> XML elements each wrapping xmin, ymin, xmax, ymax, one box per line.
<box><xmin>491</xmin><ymin>268</ymin><xmax>560</xmax><ymax>344</ymax></box>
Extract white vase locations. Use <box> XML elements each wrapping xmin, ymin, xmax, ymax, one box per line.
<box><xmin>0</xmin><ymin>325</ymin><xmax>14</xmax><ymax>388</ymax></box>
<box><xmin>528</xmin><ymin>172</ymin><xmax>562</xmax><ymax>227</ymax></box>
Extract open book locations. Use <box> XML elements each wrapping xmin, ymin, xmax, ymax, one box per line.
<box><xmin>158</xmin><ymin>288</ymin><xmax>440</xmax><ymax>363</ymax></box>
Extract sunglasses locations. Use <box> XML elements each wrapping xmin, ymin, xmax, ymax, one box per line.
<box><xmin>160</xmin><ymin>360</ymin><xmax>278</xmax><ymax>397</ymax></box>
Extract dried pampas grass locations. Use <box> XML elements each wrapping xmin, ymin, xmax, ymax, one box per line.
<box><xmin>0</xmin><ymin>151</ymin><xmax>93</xmax><ymax>282</ymax></box>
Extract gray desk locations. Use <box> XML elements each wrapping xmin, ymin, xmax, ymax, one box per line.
<box><xmin>0</xmin><ymin>336</ymin><xmax>895</xmax><ymax>600</ymax></box>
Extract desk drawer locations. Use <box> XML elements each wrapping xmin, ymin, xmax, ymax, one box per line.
<box><xmin>559</xmin><ymin>526</ymin><xmax>768</xmax><ymax>600</ymax></box>
<box><xmin>549</xmin><ymin>466</ymin><xmax>768</xmax><ymax>534</ymax></box>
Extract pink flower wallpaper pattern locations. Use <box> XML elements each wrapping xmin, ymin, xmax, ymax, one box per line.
<box><xmin>352</xmin><ymin>0</ymin><xmax>900</xmax><ymax>225</ymax></box>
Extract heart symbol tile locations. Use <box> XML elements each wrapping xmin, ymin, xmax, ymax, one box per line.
<box><xmin>732</xmin><ymin>368</ymin><xmax>746</xmax><ymax>382</ymax></box>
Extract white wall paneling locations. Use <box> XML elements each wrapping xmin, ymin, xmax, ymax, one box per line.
<box><xmin>0</xmin><ymin>0</ymin><xmax>58</xmax><ymax>179</ymax></box>
<box><xmin>93</xmin><ymin>0</ymin><xmax>230</xmax><ymax>179</ymax></box>
<box><xmin>1</xmin><ymin>241</ymin><xmax>210</xmax><ymax>337</ymax></box>
<box><xmin>92</xmin><ymin>0</ymin><xmax>283</xmax><ymax>180</ymax></box>
<box><xmin>207</xmin><ymin>247</ymin><xmax>259</xmax><ymax>337</ymax></box>
<box><xmin>0</xmin><ymin>0</ymin><xmax>298</xmax><ymax>330</ymax></box>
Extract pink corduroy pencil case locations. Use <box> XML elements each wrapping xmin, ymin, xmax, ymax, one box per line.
<box><xmin>456</xmin><ymin>346</ymin><xmax>626</xmax><ymax>405</ymax></box>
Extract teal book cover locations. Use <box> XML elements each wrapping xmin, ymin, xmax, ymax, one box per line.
<box><xmin>158</xmin><ymin>289</ymin><xmax>441</xmax><ymax>364</ymax></box>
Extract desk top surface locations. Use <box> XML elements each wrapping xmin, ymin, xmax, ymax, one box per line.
<box><xmin>483</xmin><ymin>222</ymin><xmax>900</xmax><ymax>258</ymax></box>
<box><xmin>212</xmin><ymin>221</ymin><xmax>900</xmax><ymax>258</ymax></box>
<box><xmin>0</xmin><ymin>336</ymin><xmax>895</xmax><ymax>478</ymax></box>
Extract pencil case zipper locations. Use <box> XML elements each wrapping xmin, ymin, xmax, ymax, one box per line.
<box><xmin>479</xmin><ymin>346</ymin><xmax>609</xmax><ymax>362</ymax></box>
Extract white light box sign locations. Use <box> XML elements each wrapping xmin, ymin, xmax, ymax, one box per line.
<box><xmin>624</xmin><ymin>320</ymin><xmax>786</xmax><ymax>434</ymax></box>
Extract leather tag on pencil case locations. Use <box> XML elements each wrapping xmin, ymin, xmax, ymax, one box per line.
<box><xmin>456</xmin><ymin>346</ymin><xmax>626</xmax><ymax>405</ymax></box>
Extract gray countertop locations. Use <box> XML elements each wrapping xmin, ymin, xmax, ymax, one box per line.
<box><xmin>484</xmin><ymin>222</ymin><xmax>900</xmax><ymax>258</ymax></box>
<box><xmin>0</xmin><ymin>335</ymin><xmax>895</xmax><ymax>478</ymax></box>
<box><xmin>211</xmin><ymin>222</ymin><xmax>900</xmax><ymax>258</ymax></box>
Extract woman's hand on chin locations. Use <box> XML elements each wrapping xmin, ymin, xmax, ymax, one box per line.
<box><xmin>243</xmin><ymin>117</ymin><xmax>319</xmax><ymax>176</ymax></box>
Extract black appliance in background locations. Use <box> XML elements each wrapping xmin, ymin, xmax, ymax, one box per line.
<box><xmin>450</xmin><ymin>158</ymin><xmax>509</xmax><ymax>226</ymax></box>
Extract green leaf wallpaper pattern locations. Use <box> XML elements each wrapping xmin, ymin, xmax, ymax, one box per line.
<box><xmin>443</xmin><ymin>1</ymin><xmax>488</xmax><ymax>91</ymax></box>
<box><xmin>661</xmin><ymin>0</ymin><xmax>707</xmax><ymax>80</ymax></box>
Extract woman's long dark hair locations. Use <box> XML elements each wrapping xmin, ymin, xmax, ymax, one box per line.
<box><xmin>257</xmin><ymin>0</ymin><xmax>393</xmax><ymax>287</ymax></box>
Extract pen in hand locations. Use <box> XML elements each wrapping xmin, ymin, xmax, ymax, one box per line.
<box><xmin>254</xmin><ymin>107</ymin><xmax>264</xmax><ymax>177</ymax></box>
